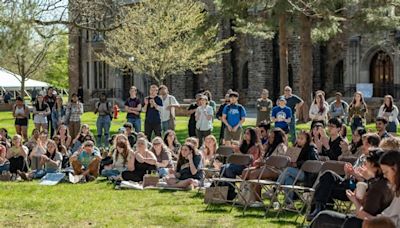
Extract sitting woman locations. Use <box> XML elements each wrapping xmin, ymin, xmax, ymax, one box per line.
<box><xmin>166</xmin><ymin>143</ymin><xmax>203</xmax><ymax>189</ymax></box>
<box><xmin>102</xmin><ymin>134</ymin><xmax>131</xmax><ymax>179</ymax></box>
<box><xmin>70</xmin><ymin>140</ymin><xmax>102</xmax><ymax>182</ymax></box>
<box><xmin>164</xmin><ymin>130</ymin><xmax>181</xmax><ymax>161</ymax></box>
<box><xmin>0</xmin><ymin>142</ymin><xmax>9</xmax><ymax>173</ymax></box>
<box><xmin>201</xmin><ymin>135</ymin><xmax>218</xmax><ymax>168</ymax></box>
<box><xmin>121</xmin><ymin>138</ymin><xmax>157</xmax><ymax>182</ymax></box>
<box><xmin>339</xmin><ymin>127</ymin><xmax>366</xmax><ymax>159</ymax></box>
<box><xmin>7</xmin><ymin>134</ymin><xmax>28</xmax><ymax>176</ymax></box>
<box><xmin>276</xmin><ymin>131</ymin><xmax>319</xmax><ymax>209</ymax></box>
<box><xmin>52</xmin><ymin>135</ymin><xmax>70</xmax><ymax>168</ymax></box>
<box><xmin>29</xmin><ymin>131</ymin><xmax>48</xmax><ymax>171</ymax></box>
<box><xmin>70</xmin><ymin>124</ymin><xmax>93</xmax><ymax>153</ymax></box>
<box><xmin>56</xmin><ymin>124</ymin><xmax>72</xmax><ymax>150</ymax></box>
<box><xmin>151</xmin><ymin>137</ymin><xmax>172</xmax><ymax>178</ymax></box>
<box><xmin>19</xmin><ymin>140</ymin><xmax>63</xmax><ymax>180</ymax></box>
<box><xmin>310</xmin><ymin>149</ymin><xmax>394</xmax><ymax>228</ymax></box>
<box><xmin>241</xmin><ymin>128</ymin><xmax>287</xmax><ymax>200</ymax></box>
<box><xmin>24</xmin><ymin>129</ymin><xmax>40</xmax><ymax>153</ymax></box>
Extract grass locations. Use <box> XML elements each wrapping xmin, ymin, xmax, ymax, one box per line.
<box><xmin>0</xmin><ymin>111</ymin><xmax>381</xmax><ymax>227</ymax></box>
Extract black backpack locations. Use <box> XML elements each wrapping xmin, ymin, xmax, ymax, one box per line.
<box><xmin>97</xmin><ymin>102</ymin><xmax>113</xmax><ymax>120</ymax></box>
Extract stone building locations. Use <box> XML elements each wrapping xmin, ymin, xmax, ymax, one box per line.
<box><xmin>71</xmin><ymin>3</ymin><xmax>400</xmax><ymax>106</ymax></box>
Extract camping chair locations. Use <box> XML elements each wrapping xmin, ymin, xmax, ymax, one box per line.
<box><xmin>199</xmin><ymin>146</ymin><xmax>234</xmax><ymax>190</ymax></box>
<box><xmin>277</xmin><ymin>160</ymin><xmax>324</xmax><ymax>223</ymax></box>
<box><xmin>244</xmin><ymin>155</ymin><xmax>291</xmax><ymax>215</ymax></box>
<box><xmin>319</xmin><ymin>160</ymin><xmax>352</xmax><ymax>214</ymax></box>
<box><xmin>205</xmin><ymin>154</ymin><xmax>253</xmax><ymax>212</ymax></box>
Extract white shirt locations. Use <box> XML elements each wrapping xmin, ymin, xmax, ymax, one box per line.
<box><xmin>309</xmin><ymin>103</ymin><xmax>329</xmax><ymax>121</ymax></box>
<box><xmin>378</xmin><ymin>105</ymin><xmax>399</xmax><ymax>125</ymax></box>
<box><xmin>380</xmin><ymin>196</ymin><xmax>400</xmax><ymax>227</ymax></box>
<box><xmin>195</xmin><ymin>105</ymin><xmax>214</xmax><ymax>131</ymax></box>
<box><xmin>159</xmin><ymin>95</ymin><xmax>179</xmax><ymax>122</ymax></box>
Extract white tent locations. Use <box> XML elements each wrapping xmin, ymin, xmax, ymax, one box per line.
<box><xmin>0</xmin><ymin>67</ymin><xmax>49</xmax><ymax>91</ymax></box>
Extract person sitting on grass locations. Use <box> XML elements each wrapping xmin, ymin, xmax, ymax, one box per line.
<box><xmin>70</xmin><ymin>140</ymin><xmax>102</xmax><ymax>182</ymax></box>
<box><xmin>0</xmin><ymin>142</ymin><xmax>10</xmax><ymax>174</ymax></box>
<box><xmin>56</xmin><ymin>124</ymin><xmax>72</xmax><ymax>151</ymax></box>
<box><xmin>52</xmin><ymin>135</ymin><xmax>69</xmax><ymax>168</ymax></box>
<box><xmin>121</xmin><ymin>138</ymin><xmax>157</xmax><ymax>182</ymax></box>
<box><xmin>24</xmin><ymin>128</ymin><xmax>40</xmax><ymax>153</ymax></box>
<box><xmin>166</xmin><ymin>143</ymin><xmax>204</xmax><ymax>189</ymax></box>
<box><xmin>123</xmin><ymin>122</ymin><xmax>137</xmax><ymax>148</ymax></box>
<box><xmin>19</xmin><ymin>140</ymin><xmax>63</xmax><ymax>181</ymax></box>
<box><xmin>7</xmin><ymin>134</ymin><xmax>28</xmax><ymax>177</ymax></box>
<box><xmin>29</xmin><ymin>131</ymin><xmax>48</xmax><ymax>171</ymax></box>
<box><xmin>151</xmin><ymin>137</ymin><xmax>172</xmax><ymax>178</ymax></box>
<box><xmin>101</xmin><ymin>134</ymin><xmax>131</xmax><ymax>179</ymax></box>
<box><xmin>70</xmin><ymin>124</ymin><xmax>94</xmax><ymax>153</ymax></box>
<box><xmin>163</xmin><ymin>130</ymin><xmax>181</xmax><ymax>161</ymax></box>
<box><xmin>200</xmin><ymin>135</ymin><xmax>218</xmax><ymax>169</ymax></box>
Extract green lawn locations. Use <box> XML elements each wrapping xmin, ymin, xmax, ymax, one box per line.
<box><xmin>0</xmin><ymin>111</ymin><xmax>380</xmax><ymax>227</ymax></box>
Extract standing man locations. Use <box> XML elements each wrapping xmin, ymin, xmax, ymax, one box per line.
<box><xmin>143</xmin><ymin>85</ymin><xmax>163</xmax><ymax>140</ymax></box>
<box><xmin>271</xmin><ymin>96</ymin><xmax>292</xmax><ymax>134</ymax></box>
<box><xmin>94</xmin><ymin>93</ymin><xmax>112</xmax><ymax>148</ymax></box>
<box><xmin>159</xmin><ymin>85</ymin><xmax>180</xmax><ymax>133</ymax></box>
<box><xmin>216</xmin><ymin>94</ymin><xmax>230</xmax><ymax>145</ymax></box>
<box><xmin>44</xmin><ymin>87</ymin><xmax>56</xmax><ymax>136</ymax></box>
<box><xmin>124</xmin><ymin>86</ymin><xmax>142</xmax><ymax>133</ymax></box>
<box><xmin>283</xmin><ymin>86</ymin><xmax>304</xmax><ymax>144</ymax></box>
<box><xmin>256</xmin><ymin>89</ymin><xmax>273</xmax><ymax>126</ymax></box>
<box><xmin>222</xmin><ymin>92</ymin><xmax>246</xmax><ymax>145</ymax></box>
<box><xmin>187</xmin><ymin>94</ymin><xmax>202</xmax><ymax>137</ymax></box>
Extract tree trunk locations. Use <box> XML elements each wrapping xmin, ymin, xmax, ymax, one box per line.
<box><xmin>299</xmin><ymin>14</ymin><xmax>313</xmax><ymax>122</ymax></box>
<box><xmin>20</xmin><ymin>76</ymin><xmax>26</xmax><ymax>98</ymax></box>
<box><xmin>279</xmin><ymin>14</ymin><xmax>289</xmax><ymax>93</ymax></box>
<box><xmin>68</xmin><ymin>13</ymin><xmax>80</xmax><ymax>99</ymax></box>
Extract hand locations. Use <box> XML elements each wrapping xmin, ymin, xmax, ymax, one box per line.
<box><xmin>41</xmin><ymin>155</ymin><xmax>49</xmax><ymax>161</ymax></box>
<box><xmin>227</xmin><ymin>125</ymin><xmax>233</xmax><ymax>132</ymax></box>
<box><xmin>187</xmin><ymin>153</ymin><xmax>193</xmax><ymax>161</ymax></box>
<box><xmin>232</xmin><ymin>126</ymin><xmax>238</xmax><ymax>132</ymax></box>
<box><xmin>144</xmin><ymin>98</ymin><xmax>149</xmax><ymax>105</ymax></box>
<box><xmin>344</xmin><ymin>163</ymin><xmax>354</xmax><ymax>176</ymax></box>
<box><xmin>354</xmin><ymin>166</ymin><xmax>372</xmax><ymax>180</ymax></box>
<box><xmin>340</xmin><ymin>140</ymin><xmax>349</xmax><ymax>151</ymax></box>
<box><xmin>346</xmin><ymin>189</ymin><xmax>357</xmax><ymax>203</ymax></box>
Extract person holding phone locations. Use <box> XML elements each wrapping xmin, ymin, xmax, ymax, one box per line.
<box><xmin>143</xmin><ymin>85</ymin><xmax>163</xmax><ymax>140</ymax></box>
<box><xmin>195</xmin><ymin>95</ymin><xmax>213</xmax><ymax>147</ymax></box>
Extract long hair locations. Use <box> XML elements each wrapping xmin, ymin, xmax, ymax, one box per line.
<box><xmin>379</xmin><ymin>150</ymin><xmax>400</xmax><ymax>196</ymax></box>
<box><xmin>177</xmin><ymin>143</ymin><xmax>196</xmax><ymax>171</ymax></box>
<box><xmin>350</xmin><ymin>127</ymin><xmax>366</xmax><ymax>154</ymax></box>
<box><xmin>113</xmin><ymin>134</ymin><xmax>131</xmax><ymax>165</ymax></box>
<box><xmin>56</xmin><ymin>124</ymin><xmax>71</xmax><ymax>139</ymax></box>
<box><xmin>151</xmin><ymin>137</ymin><xmax>169</xmax><ymax>157</ymax></box>
<box><xmin>366</xmin><ymin>148</ymin><xmax>385</xmax><ymax>179</ymax></box>
<box><xmin>350</xmin><ymin>91</ymin><xmax>367</xmax><ymax>108</ymax></box>
<box><xmin>265</xmin><ymin>128</ymin><xmax>286</xmax><ymax>157</ymax></box>
<box><xmin>240</xmin><ymin>128</ymin><xmax>258</xmax><ymax>154</ymax></box>
<box><xmin>203</xmin><ymin>135</ymin><xmax>218</xmax><ymax>157</ymax></box>
<box><xmin>46</xmin><ymin>140</ymin><xmax>59</xmax><ymax>160</ymax></box>
<box><xmin>383</xmin><ymin>95</ymin><xmax>394</xmax><ymax>112</ymax></box>
<box><xmin>163</xmin><ymin>130</ymin><xmax>179</xmax><ymax>148</ymax></box>
<box><xmin>296</xmin><ymin>130</ymin><xmax>312</xmax><ymax>151</ymax></box>
<box><xmin>313</xmin><ymin>93</ymin><xmax>326</xmax><ymax>114</ymax></box>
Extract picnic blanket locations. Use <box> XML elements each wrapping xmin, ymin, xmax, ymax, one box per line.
<box><xmin>39</xmin><ymin>173</ymin><xmax>66</xmax><ymax>186</ymax></box>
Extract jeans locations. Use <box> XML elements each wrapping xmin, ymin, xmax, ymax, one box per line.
<box><xmin>157</xmin><ymin>167</ymin><xmax>169</xmax><ymax>178</ymax></box>
<box><xmin>0</xmin><ymin>162</ymin><xmax>10</xmax><ymax>173</ymax></box>
<box><xmin>96</xmin><ymin>115</ymin><xmax>111</xmax><ymax>147</ymax></box>
<box><xmin>127</xmin><ymin>117</ymin><xmax>141</xmax><ymax>133</ymax></box>
<box><xmin>289</xmin><ymin>118</ymin><xmax>296</xmax><ymax>144</ymax></box>
<box><xmin>101</xmin><ymin>169</ymin><xmax>122</xmax><ymax>178</ymax></box>
<box><xmin>222</xmin><ymin>164</ymin><xmax>245</xmax><ymax>178</ymax></box>
<box><xmin>387</xmin><ymin>121</ymin><xmax>397</xmax><ymax>133</ymax></box>
<box><xmin>161</xmin><ymin>121</ymin><xmax>170</xmax><ymax>133</ymax></box>
<box><xmin>277</xmin><ymin>167</ymin><xmax>304</xmax><ymax>203</ymax></box>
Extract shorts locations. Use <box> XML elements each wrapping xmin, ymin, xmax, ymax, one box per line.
<box><xmin>224</xmin><ymin>127</ymin><xmax>243</xmax><ymax>141</ymax></box>
<box><xmin>34</xmin><ymin>114</ymin><xmax>48</xmax><ymax>124</ymax></box>
<box><xmin>15</xmin><ymin>118</ymin><xmax>28</xmax><ymax>126</ymax></box>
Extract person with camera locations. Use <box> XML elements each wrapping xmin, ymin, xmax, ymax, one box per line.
<box><xmin>195</xmin><ymin>95</ymin><xmax>214</xmax><ymax>147</ymax></box>
<box><xmin>143</xmin><ymin>85</ymin><xmax>163</xmax><ymax>140</ymax></box>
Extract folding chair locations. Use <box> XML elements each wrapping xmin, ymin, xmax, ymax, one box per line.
<box><xmin>339</xmin><ymin>156</ymin><xmax>358</xmax><ymax>165</ymax></box>
<box><xmin>205</xmin><ymin>154</ymin><xmax>253</xmax><ymax>212</ymax></box>
<box><xmin>318</xmin><ymin>156</ymin><xmax>330</xmax><ymax>162</ymax></box>
<box><xmin>277</xmin><ymin>160</ymin><xmax>324</xmax><ymax>223</ymax></box>
<box><xmin>245</xmin><ymin>155</ymin><xmax>291</xmax><ymax>215</ymax></box>
<box><xmin>319</xmin><ymin>160</ymin><xmax>352</xmax><ymax>214</ymax></box>
<box><xmin>199</xmin><ymin>146</ymin><xmax>234</xmax><ymax>190</ymax></box>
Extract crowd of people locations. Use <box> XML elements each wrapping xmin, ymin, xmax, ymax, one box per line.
<box><xmin>1</xmin><ymin>84</ymin><xmax>400</xmax><ymax>227</ymax></box>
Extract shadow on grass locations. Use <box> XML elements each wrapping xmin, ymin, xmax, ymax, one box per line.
<box><xmin>189</xmin><ymin>191</ymin><xmax>204</xmax><ymax>199</ymax></box>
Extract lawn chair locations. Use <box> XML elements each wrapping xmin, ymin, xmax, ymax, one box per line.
<box><xmin>245</xmin><ymin>155</ymin><xmax>291</xmax><ymax>215</ymax></box>
<box><xmin>319</xmin><ymin>160</ymin><xmax>352</xmax><ymax>214</ymax></box>
<box><xmin>205</xmin><ymin>154</ymin><xmax>253</xmax><ymax>212</ymax></box>
<box><xmin>277</xmin><ymin>160</ymin><xmax>324</xmax><ymax>223</ymax></box>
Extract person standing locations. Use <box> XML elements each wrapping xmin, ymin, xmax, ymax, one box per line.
<box><xmin>328</xmin><ymin>92</ymin><xmax>349</xmax><ymax>124</ymax></box>
<box><xmin>66</xmin><ymin>93</ymin><xmax>84</xmax><ymax>140</ymax></box>
<box><xmin>33</xmin><ymin>94</ymin><xmax>50</xmax><ymax>133</ymax></box>
<box><xmin>222</xmin><ymin>92</ymin><xmax>246</xmax><ymax>145</ymax></box>
<box><xmin>124</xmin><ymin>86</ymin><xmax>142</xmax><ymax>133</ymax></box>
<box><xmin>195</xmin><ymin>95</ymin><xmax>214</xmax><ymax>147</ymax></box>
<box><xmin>348</xmin><ymin>91</ymin><xmax>368</xmax><ymax>133</ymax></box>
<box><xmin>283</xmin><ymin>86</ymin><xmax>304</xmax><ymax>144</ymax></box>
<box><xmin>159</xmin><ymin>85</ymin><xmax>180</xmax><ymax>133</ymax></box>
<box><xmin>94</xmin><ymin>93</ymin><xmax>112</xmax><ymax>148</ymax></box>
<box><xmin>143</xmin><ymin>85</ymin><xmax>163</xmax><ymax>140</ymax></box>
<box><xmin>51</xmin><ymin>95</ymin><xmax>66</xmax><ymax>134</ymax></box>
<box><xmin>12</xmin><ymin>96</ymin><xmax>30</xmax><ymax>142</ymax></box>
<box><xmin>377</xmin><ymin>95</ymin><xmax>399</xmax><ymax>134</ymax></box>
<box><xmin>216</xmin><ymin>94</ymin><xmax>230</xmax><ymax>145</ymax></box>
<box><xmin>187</xmin><ymin>94</ymin><xmax>202</xmax><ymax>137</ymax></box>
<box><xmin>256</xmin><ymin>89</ymin><xmax>273</xmax><ymax>126</ymax></box>
<box><xmin>44</xmin><ymin>87</ymin><xmax>56</xmax><ymax>136</ymax></box>
<box><xmin>271</xmin><ymin>96</ymin><xmax>292</xmax><ymax>134</ymax></box>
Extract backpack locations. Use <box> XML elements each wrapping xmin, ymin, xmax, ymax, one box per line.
<box><xmin>97</xmin><ymin>102</ymin><xmax>112</xmax><ymax>120</ymax></box>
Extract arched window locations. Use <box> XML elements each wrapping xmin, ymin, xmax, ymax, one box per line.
<box><xmin>370</xmin><ymin>51</ymin><xmax>394</xmax><ymax>97</ymax></box>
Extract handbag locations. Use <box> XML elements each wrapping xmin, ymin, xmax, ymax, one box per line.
<box><xmin>204</xmin><ymin>186</ymin><xmax>228</xmax><ymax>204</ymax></box>
<box><xmin>168</xmin><ymin>96</ymin><xmax>176</xmax><ymax>130</ymax></box>
<box><xmin>143</xmin><ymin>171</ymin><xmax>159</xmax><ymax>187</ymax></box>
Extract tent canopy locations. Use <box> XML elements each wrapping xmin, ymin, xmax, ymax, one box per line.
<box><xmin>0</xmin><ymin>67</ymin><xmax>49</xmax><ymax>91</ymax></box>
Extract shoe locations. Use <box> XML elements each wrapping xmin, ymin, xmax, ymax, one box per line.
<box><xmin>262</xmin><ymin>189</ymin><xmax>275</xmax><ymax>199</ymax></box>
<box><xmin>17</xmin><ymin>171</ymin><xmax>32</xmax><ymax>181</ymax></box>
<box><xmin>306</xmin><ymin>202</ymin><xmax>325</xmax><ymax>221</ymax></box>
<box><xmin>86</xmin><ymin>175</ymin><xmax>96</xmax><ymax>182</ymax></box>
<box><xmin>285</xmin><ymin>202</ymin><xmax>297</xmax><ymax>211</ymax></box>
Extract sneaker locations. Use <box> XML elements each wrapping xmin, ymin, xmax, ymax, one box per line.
<box><xmin>86</xmin><ymin>175</ymin><xmax>96</xmax><ymax>182</ymax></box>
<box><xmin>306</xmin><ymin>203</ymin><xmax>325</xmax><ymax>221</ymax></box>
<box><xmin>17</xmin><ymin>171</ymin><xmax>32</xmax><ymax>181</ymax></box>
